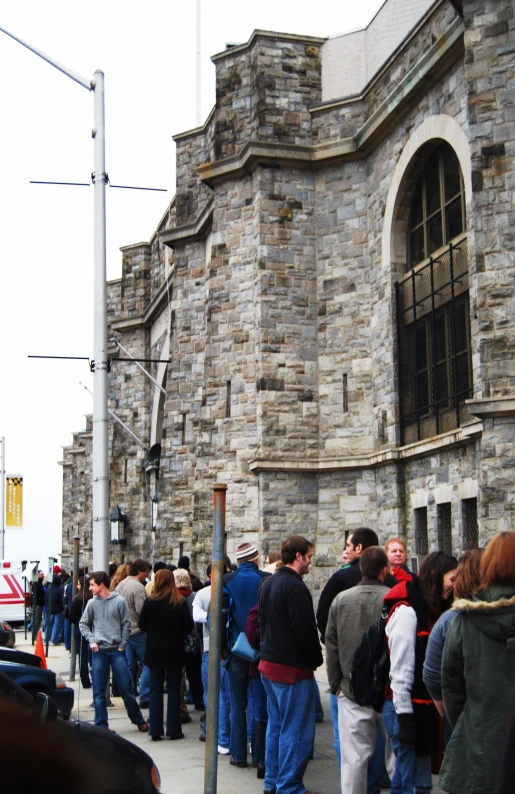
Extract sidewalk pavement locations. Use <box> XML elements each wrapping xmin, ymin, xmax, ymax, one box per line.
<box><xmin>16</xmin><ymin>630</ymin><xmax>445</xmax><ymax>794</ymax></box>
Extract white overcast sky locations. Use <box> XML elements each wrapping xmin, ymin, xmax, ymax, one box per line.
<box><xmin>0</xmin><ymin>0</ymin><xmax>384</xmax><ymax>566</ymax></box>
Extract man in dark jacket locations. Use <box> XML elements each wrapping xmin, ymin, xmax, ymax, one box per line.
<box><xmin>224</xmin><ymin>542</ymin><xmax>269</xmax><ymax>767</ymax></box>
<box><xmin>45</xmin><ymin>565</ymin><xmax>65</xmax><ymax>645</ymax></box>
<box><xmin>259</xmin><ymin>535</ymin><xmax>322</xmax><ymax>794</ymax></box>
<box><xmin>316</xmin><ymin>528</ymin><xmax>398</xmax><ymax>642</ymax></box>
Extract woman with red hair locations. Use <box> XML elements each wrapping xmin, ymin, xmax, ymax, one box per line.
<box><xmin>440</xmin><ymin>531</ymin><xmax>515</xmax><ymax>794</ymax></box>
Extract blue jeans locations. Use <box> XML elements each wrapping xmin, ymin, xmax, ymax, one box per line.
<box><xmin>382</xmin><ymin>700</ymin><xmax>432</xmax><ymax>794</ymax></box>
<box><xmin>149</xmin><ymin>665</ymin><xmax>182</xmax><ymax>738</ymax></box>
<box><xmin>249</xmin><ymin>675</ymin><xmax>268</xmax><ymax>764</ymax></box>
<box><xmin>91</xmin><ymin>648</ymin><xmax>145</xmax><ymax>728</ymax></box>
<box><xmin>227</xmin><ymin>654</ymin><xmax>249</xmax><ymax>762</ymax></box>
<box><xmin>64</xmin><ymin>618</ymin><xmax>71</xmax><ymax>651</ymax></box>
<box><xmin>330</xmin><ymin>693</ymin><xmax>341</xmax><ymax>768</ymax></box>
<box><xmin>314</xmin><ymin>678</ymin><xmax>324</xmax><ymax>721</ymax></box>
<box><xmin>46</xmin><ymin>612</ymin><xmax>64</xmax><ymax>645</ymax></box>
<box><xmin>262</xmin><ymin>675</ymin><xmax>316</xmax><ymax>794</ymax></box>
<box><xmin>201</xmin><ymin>651</ymin><xmax>231</xmax><ymax>747</ymax></box>
<box><xmin>125</xmin><ymin>632</ymin><xmax>151</xmax><ymax>702</ymax></box>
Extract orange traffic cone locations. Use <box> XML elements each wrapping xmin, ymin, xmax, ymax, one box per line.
<box><xmin>35</xmin><ymin>629</ymin><xmax>47</xmax><ymax>669</ymax></box>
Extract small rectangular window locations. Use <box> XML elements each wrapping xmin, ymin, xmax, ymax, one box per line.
<box><xmin>437</xmin><ymin>503</ymin><xmax>453</xmax><ymax>556</ymax></box>
<box><xmin>226</xmin><ymin>381</ymin><xmax>232</xmax><ymax>418</ymax></box>
<box><xmin>181</xmin><ymin>414</ymin><xmax>186</xmax><ymax>445</ymax></box>
<box><xmin>342</xmin><ymin>374</ymin><xmax>348</xmax><ymax>413</ymax></box>
<box><xmin>462</xmin><ymin>497</ymin><xmax>478</xmax><ymax>550</ymax></box>
<box><xmin>414</xmin><ymin>507</ymin><xmax>429</xmax><ymax>556</ymax></box>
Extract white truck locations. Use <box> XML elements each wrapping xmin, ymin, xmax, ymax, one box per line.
<box><xmin>0</xmin><ymin>560</ymin><xmax>30</xmax><ymax>624</ymax></box>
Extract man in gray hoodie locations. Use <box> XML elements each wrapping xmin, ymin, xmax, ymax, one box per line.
<box><xmin>79</xmin><ymin>570</ymin><xmax>149</xmax><ymax>732</ymax></box>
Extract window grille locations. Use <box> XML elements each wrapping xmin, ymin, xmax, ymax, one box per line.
<box><xmin>396</xmin><ymin>238</ymin><xmax>472</xmax><ymax>443</ymax></box>
<box><xmin>437</xmin><ymin>503</ymin><xmax>453</xmax><ymax>556</ymax></box>
<box><xmin>414</xmin><ymin>507</ymin><xmax>428</xmax><ymax>556</ymax></box>
<box><xmin>462</xmin><ymin>497</ymin><xmax>478</xmax><ymax>550</ymax></box>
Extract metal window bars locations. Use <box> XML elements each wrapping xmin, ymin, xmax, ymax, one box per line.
<box><xmin>462</xmin><ymin>497</ymin><xmax>479</xmax><ymax>550</ymax></box>
<box><xmin>396</xmin><ymin>237</ymin><xmax>472</xmax><ymax>444</ymax></box>
<box><xmin>438</xmin><ymin>503</ymin><xmax>453</xmax><ymax>556</ymax></box>
<box><xmin>414</xmin><ymin>507</ymin><xmax>429</xmax><ymax>556</ymax></box>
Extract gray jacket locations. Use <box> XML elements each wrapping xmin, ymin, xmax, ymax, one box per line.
<box><xmin>79</xmin><ymin>592</ymin><xmax>131</xmax><ymax>651</ymax></box>
<box><xmin>325</xmin><ymin>578</ymin><xmax>391</xmax><ymax>701</ymax></box>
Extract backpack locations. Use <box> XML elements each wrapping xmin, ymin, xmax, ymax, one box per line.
<box><xmin>350</xmin><ymin>607</ymin><xmax>390</xmax><ymax>713</ymax></box>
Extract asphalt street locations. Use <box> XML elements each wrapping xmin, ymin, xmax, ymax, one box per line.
<box><xmin>15</xmin><ymin>630</ymin><xmax>445</xmax><ymax>794</ymax></box>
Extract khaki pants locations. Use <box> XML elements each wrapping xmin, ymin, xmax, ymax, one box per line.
<box><xmin>337</xmin><ymin>693</ymin><xmax>395</xmax><ymax>794</ymax></box>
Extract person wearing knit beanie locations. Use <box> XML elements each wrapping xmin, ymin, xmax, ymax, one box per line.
<box><xmin>223</xmin><ymin>540</ymin><xmax>269</xmax><ymax>767</ymax></box>
<box><xmin>235</xmin><ymin>542</ymin><xmax>259</xmax><ymax>564</ymax></box>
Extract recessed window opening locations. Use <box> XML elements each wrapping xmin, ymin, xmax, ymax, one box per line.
<box><xmin>397</xmin><ymin>142</ymin><xmax>472</xmax><ymax>444</ymax></box>
<box><xmin>414</xmin><ymin>507</ymin><xmax>429</xmax><ymax>556</ymax></box>
<box><xmin>462</xmin><ymin>497</ymin><xmax>478</xmax><ymax>550</ymax></box>
<box><xmin>342</xmin><ymin>374</ymin><xmax>348</xmax><ymax>413</ymax></box>
<box><xmin>437</xmin><ymin>502</ymin><xmax>453</xmax><ymax>556</ymax></box>
<box><xmin>226</xmin><ymin>381</ymin><xmax>232</xmax><ymax>418</ymax></box>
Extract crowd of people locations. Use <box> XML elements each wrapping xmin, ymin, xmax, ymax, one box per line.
<box><xmin>43</xmin><ymin>530</ymin><xmax>515</xmax><ymax>794</ymax></box>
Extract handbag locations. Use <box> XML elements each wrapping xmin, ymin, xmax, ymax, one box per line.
<box><xmin>231</xmin><ymin>631</ymin><xmax>260</xmax><ymax>663</ymax></box>
<box><xmin>184</xmin><ymin>631</ymin><xmax>202</xmax><ymax>661</ymax></box>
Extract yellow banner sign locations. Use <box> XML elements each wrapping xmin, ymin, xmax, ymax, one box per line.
<box><xmin>5</xmin><ymin>476</ymin><xmax>23</xmax><ymax>527</ymax></box>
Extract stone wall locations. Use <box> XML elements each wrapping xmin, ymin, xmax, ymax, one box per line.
<box><xmin>61</xmin><ymin>1</ymin><xmax>515</xmax><ymax>584</ymax></box>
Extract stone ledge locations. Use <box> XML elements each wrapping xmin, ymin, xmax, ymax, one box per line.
<box><xmin>210</xmin><ymin>29</ymin><xmax>326</xmax><ymax>63</ymax></box>
<box><xmin>196</xmin><ymin>17</ymin><xmax>464</xmax><ymax>187</ymax></box>
<box><xmin>466</xmin><ymin>397</ymin><xmax>515</xmax><ymax>418</ymax></box>
<box><xmin>160</xmin><ymin>199</ymin><xmax>213</xmax><ymax>246</ymax></box>
<box><xmin>249</xmin><ymin>422</ymin><xmax>482</xmax><ymax>472</ymax></box>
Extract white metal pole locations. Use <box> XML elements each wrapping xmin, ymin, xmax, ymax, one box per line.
<box><xmin>0</xmin><ymin>437</ymin><xmax>5</xmax><ymax>559</ymax></box>
<box><xmin>196</xmin><ymin>0</ymin><xmax>202</xmax><ymax>126</ymax></box>
<box><xmin>0</xmin><ymin>28</ymin><xmax>110</xmax><ymax>573</ymax></box>
<box><xmin>92</xmin><ymin>70</ymin><xmax>109</xmax><ymax>572</ymax></box>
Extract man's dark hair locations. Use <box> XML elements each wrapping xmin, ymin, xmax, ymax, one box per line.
<box><xmin>349</xmin><ymin>527</ymin><xmax>379</xmax><ymax>552</ymax></box>
<box><xmin>89</xmin><ymin>571</ymin><xmax>110</xmax><ymax>588</ymax></box>
<box><xmin>130</xmin><ymin>558</ymin><xmax>151</xmax><ymax>577</ymax></box>
<box><xmin>178</xmin><ymin>555</ymin><xmax>190</xmax><ymax>570</ymax></box>
<box><xmin>281</xmin><ymin>535</ymin><xmax>313</xmax><ymax>565</ymax></box>
<box><xmin>224</xmin><ymin>555</ymin><xmax>232</xmax><ymax>571</ymax></box>
<box><xmin>206</xmin><ymin>563</ymin><xmax>212</xmax><ymax>577</ymax></box>
<box><xmin>166</xmin><ymin>564</ymin><xmax>177</xmax><ymax>572</ymax></box>
<box><xmin>153</xmin><ymin>561</ymin><xmax>166</xmax><ymax>574</ymax></box>
<box><xmin>108</xmin><ymin>562</ymin><xmax>118</xmax><ymax>578</ymax></box>
<box><xmin>359</xmin><ymin>547</ymin><xmax>388</xmax><ymax>580</ymax></box>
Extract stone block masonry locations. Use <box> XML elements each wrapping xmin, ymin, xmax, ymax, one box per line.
<box><xmin>61</xmin><ymin>2</ymin><xmax>515</xmax><ymax>589</ymax></box>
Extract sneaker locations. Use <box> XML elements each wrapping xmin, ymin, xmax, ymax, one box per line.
<box><xmin>218</xmin><ymin>745</ymin><xmax>230</xmax><ymax>755</ymax></box>
<box><xmin>137</xmin><ymin>721</ymin><xmax>149</xmax><ymax>733</ymax></box>
<box><xmin>199</xmin><ymin>734</ymin><xmax>206</xmax><ymax>742</ymax></box>
<box><xmin>181</xmin><ymin>714</ymin><xmax>192</xmax><ymax>724</ymax></box>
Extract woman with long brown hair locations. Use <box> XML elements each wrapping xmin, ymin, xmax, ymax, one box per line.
<box><xmin>440</xmin><ymin>531</ymin><xmax>515</xmax><ymax>794</ymax></box>
<box><xmin>423</xmin><ymin>547</ymin><xmax>484</xmax><ymax>717</ymax></box>
<box><xmin>138</xmin><ymin>568</ymin><xmax>193</xmax><ymax>741</ymax></box>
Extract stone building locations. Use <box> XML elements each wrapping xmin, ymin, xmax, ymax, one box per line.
<box><xmin>61</xmin><ymin>0</ymin><xmax>515</xmax><ymax>591</ymax></box>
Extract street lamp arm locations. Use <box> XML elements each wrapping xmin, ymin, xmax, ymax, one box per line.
<box><xmin>0</xmin><ymin>26</ymin><xmax>92</xmax><ymax>91</ymax></box>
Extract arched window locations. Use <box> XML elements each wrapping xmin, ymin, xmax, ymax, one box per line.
<box><xmin>396</xmin><ymin>141</ymin><xmax>471</xmax><ymax>444</ymax></box>
<box><xmin>408</xmin><ymin>142</ymin><xmax>465</xmax><ymax>266</ymax></box>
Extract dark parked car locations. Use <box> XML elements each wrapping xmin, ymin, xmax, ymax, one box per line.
<box><xmin>0</xmin><ymin>659</ymin><xmax>74</xmax><ymax>718</ymax></box>
<box><xmin>0</xmin><ymin>670</ymin><xmax>161</xmax><ymax>793</ymax></box>
<box><xmin>0</xmin><ymin>645</ymin><xmax>42</xmax><ymax>668</ymax></box>
<box><xmin>0</xmin><ymin>621</ymin><xmax>15</xmax><ymax>647</ymax></box>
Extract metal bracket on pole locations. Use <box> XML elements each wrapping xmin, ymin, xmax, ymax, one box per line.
<box><xmin>111</xmin><ymin>337</ymin><xmax>168</xmax><ymax>397</ymax></box>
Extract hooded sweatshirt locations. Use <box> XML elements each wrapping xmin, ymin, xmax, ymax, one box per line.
<box><xmin>79</xmin><ymin>592</ymin><xmax>131</xmax><ymax>651</ymax></box>
<box><xmin>439</xmin><ymin>585</ymin><xmax>515</xmax><ymax>794</ymax></box>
